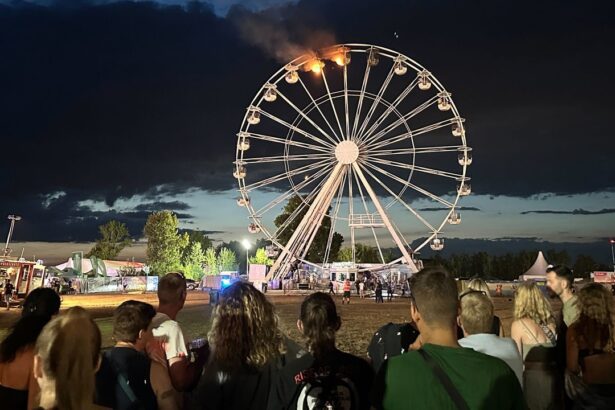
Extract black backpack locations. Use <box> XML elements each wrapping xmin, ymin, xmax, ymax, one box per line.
<box><xmin>296</xmin><ymin>371</ymin><xmax>359</xmax><ymax>410</ymax></box>
<box><xmin>367</xmin><ymin>322</ymin><xmax>420</xmax><ymax>372</ymax></box>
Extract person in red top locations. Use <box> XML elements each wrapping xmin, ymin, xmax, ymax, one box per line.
<box><xmin>342</xmin><ymin>279</ymin><xmax>352</xmax><ymax>305</ymax></box>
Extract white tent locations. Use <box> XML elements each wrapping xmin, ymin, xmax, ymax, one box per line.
<box><xmin>518</xmin><ymin>251</ymin><xmax>550</xmax><ymax>281</ymax></box>
<box><xmin>54</xmin><ymin>258</ymin><xmax>145</xmax><ymax>277</ymax></box>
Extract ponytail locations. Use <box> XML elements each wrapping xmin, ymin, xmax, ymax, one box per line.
<box><xmin>300</xmin><ymin>292</ymin><xmax>340</xmax><ymax>359</ymax></box>
<box><xmin>36</xmin><ymin>308</ymin><xmax>101</xmax><ymax>410</ymax></box>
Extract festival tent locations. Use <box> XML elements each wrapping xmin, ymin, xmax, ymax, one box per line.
<box><xmin>518</xmin><ymin>251</ymin><xmax>550</xmax><ymax>281</ymax></box>
<box><xmin>54</xmin><ymin>258</ymin><xmax>145</xmax><ymax>277</ymax></box>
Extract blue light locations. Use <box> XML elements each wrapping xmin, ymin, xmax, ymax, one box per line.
<box><xmin>221</xmin><ymin>278</ymin><xmax>231</xmax><ymax>288</ymax></box>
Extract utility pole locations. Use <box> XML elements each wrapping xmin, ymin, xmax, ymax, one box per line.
<box><xmin>3</xmin><ymin>215</ymin><xmax>22</xmax><ymax>257</ymax></box>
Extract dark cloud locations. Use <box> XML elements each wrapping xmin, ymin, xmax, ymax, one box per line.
<box><xmin>418</xmin><ymin>206</ymin><xmax>481</xmax><ymax>212</ymax></box>
<box><xmin>1</xmin><ymin>0</ymin><xmax>614</xmax><ymax>241</ymax></box>
<box><xmin>520</xmin><ymin>209</ymin><xmax>615</xmax><ymax>215</ymax></box>
<box><xmin>133</xmin><ymin>201</ymin><xmax>191</xmax><ymax>212</ymax></box>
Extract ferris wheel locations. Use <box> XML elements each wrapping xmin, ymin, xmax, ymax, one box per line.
<box><xmin>234</xmin><ymin>44</ymin><xmax>472</xmax><ymax>280</ymax></box>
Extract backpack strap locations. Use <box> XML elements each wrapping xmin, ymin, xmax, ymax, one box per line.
<box><xmin>106</xmin><ymin>353</ymin><xmax>140</xmax><ymax>407</ymax></box>
<box><xmin>417</xmin><ymin>349</ymin><xmax>469</xmax><ymax>410</ymax></box>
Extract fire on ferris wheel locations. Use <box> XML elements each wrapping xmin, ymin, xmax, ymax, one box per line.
<box><xmin>233</xmin><ymin>44</ymin><xmax>472</xmax><ymax>281</ymax></box>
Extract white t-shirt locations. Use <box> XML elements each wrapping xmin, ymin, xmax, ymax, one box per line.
<box><xmin>151</xmin><ymin>312</ymin><xmax>189</xmax><ymax>360</ymax></box>
<box><xmin>459</xmin><ymin>333</ymin><xmax>524</xmax><ymax>388</ymax></box>
<box><xmin>359</xmin><ymin>282</ymin><xmax>365</xmax><ymax>290</ymax></box>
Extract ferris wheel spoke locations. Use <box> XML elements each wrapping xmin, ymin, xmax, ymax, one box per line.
<box><xmin>351</xmin><ymin>61</ymin><xmax>372</xmax><ymax>139</ymax></box>
<box><xmin>367</xmin><ymin>157</ymin><xmax>463</xmax><ymax>180</ymax></box>
<box><xmin>347</xmin><ymin>165</ymin><xmax>356</xmax><ymax>262</ymax></box>
<box><xmin>298</xmin><ymin>77</ymin><xmax>342</xmax><ymax>143</ymax></box>
<box><xmin>355</xmin><ymin>64</ymin><xmax>396</xmax><ymax>144</ymax></box>
<box><xmin>363</xmin><ymin>161</ymin><xmax>454</xmax><ymax>208</ymax></box>
<box><xmin>358</xmin><ymin>163</ymin><xmax>437</xmax><ymax>232</ymax></box>
<box><xmin>253</xmin><ymin>163</ymin><xmax>334</xmax><ymax>217</ymax></box>
<box><xmin>244</xmin><ymin>132</ymin><xmax>331</xmax><ymax>153</ymax></box>
<box><xmin>358</xmin><ymin>77</ymin><xmax>419</xmax><ymax>145</ymax></box>
<box><xmin>243</xmin><ymin>159</ymin><xmax>329</xmax><ymax>192</ymax></box>
<box><xmin>323</xmin><ymin>168</ymin><xmax>347</xmax><ymax>264</ymax></box>
<box><xmin>275</xmin><ymin>88</ymin><xmax>340</xmax><ymax>147</ymax></box>
<box><xmin>367</xmin><ymin>117</ymin><xmax>456</xmax><ymax>151</ymax></box>
<box><xmin>321</xmin><ymin>68</ymin><xmax>346</xmax><ymax>139</ymax></box>
<box><xmin>238</xmin><ymin>153</ymin><xmax>332</xmax><ymax>165</ymax></box>
<box><xmin>369</xmin><ymin>145</ymin><xmax>465</xmax><ymax>157</ymax></box>
<box><xmin>258</xmin><ymin>109</ymin><xmax>335</xmax><ymax>149</ymax></box>
<box><xmin>351</xmin><ymin>166</ymin><xmax>386</xmax><ymax>264</ymax></box>
<box><xmin>360</xmin><ymin>95</ymin><xmax>439</xmax><ymax>148</ymax></box>
<box><xmin>343</xmin><ymin>62</ymin><xmax>350</xmax><ymax>140</ymax></box>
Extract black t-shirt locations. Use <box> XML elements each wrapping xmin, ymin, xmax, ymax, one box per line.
<box><xmin>269</xmin><ymin>348</ymin><xmax>375</xmax><ymax>410</ymax></box>
<box><xmin>3</xmin><ymin>283</ymin><xmax>14</xmax><ymax>295</ymax></box>
<box><xmin>95</xmin><ymin>347</ymin><xmax>157</xmax><ymax>410</ymax></box>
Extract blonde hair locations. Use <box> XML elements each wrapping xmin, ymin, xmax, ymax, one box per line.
<box><xmin>460</xmin><ymin>291</ymin><xmax>494</xmax><ymax>335</ymax></box>
<box><xmin>573</xmin><ymin>283</ymin><xmax>615</xmax><ymax>352</ymax></box>
<box><xmin>513</xmin><ymin>281</ymin><xmax>556</xmax><ymax>327</ymax></box>
<box><xmin>466</xmin><ymin>278</ymin><xmax>492</xmax><ymax>301</ymax></box>
<box><xmin>35</xmin><ymin>307</ymin><xmax>101</xmax><ymax>410</ymax></box>
<box><xmin>208</xmin><ymin>282</ymin><xmax>285</xmax><ymax>371</ymax></box>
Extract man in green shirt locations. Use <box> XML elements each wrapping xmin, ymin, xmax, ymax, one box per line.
<box><xmin>546</xmin><ymin>265</ymin><xmax>579</xmax><ymax>326</ymax></box>
<box><xmin>371</xmin><ymin>267</ymin><xmax>526</xmax><ymax>410</ymax></box>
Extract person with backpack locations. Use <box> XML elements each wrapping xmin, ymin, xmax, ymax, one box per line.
<box><xmin>269</xmin><ymin>292</ymin><xmax>374</xmax><ymax>410</ymax></box>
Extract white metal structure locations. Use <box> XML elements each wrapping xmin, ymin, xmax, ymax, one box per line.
<box><xmin>234</xmin><ymin>44</ymin><xmax>471</xmax><ymax>281</ymax></box>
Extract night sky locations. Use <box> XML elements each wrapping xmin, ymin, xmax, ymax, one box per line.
<box><xmin>1</xmin><ymin>0</ymin><xmax>613</xmax><ymax>263</ymax></box>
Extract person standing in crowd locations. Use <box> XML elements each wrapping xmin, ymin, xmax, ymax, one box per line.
<box><xmin>190</xmin><ymin>282</ymin><xmax>287</xmax><ymax>410</ymax></box>
<box><xmin>511</xmin><ymin>281</ymin><xmax>561</xmax><ymax>409</ymax></box>
<box><xmin>458</xmin><ymin>290</ymin><xmax>523</xmax><ymax>387</ymax></box>
<box><xmin>359</xmin><ymin>280</ymin><xmax>365</xmax><ymax>299</ymax></box>
<box><xmin>150</xmin><ymin>272</ymin><xmax>207</xmax><ymax>392</ymax></box>
<box><xmin>269</xmin><ymin>292</ymin><xmax>374</xmax><ymax>410</ymax></box>
<box><xmin>328</xmin><ymin>280</ymin><xmax>335</xmax><ymax>295</ymax></box>
<box><xmin>372</xmin><ymin>267</ymin><xmax>525</xmax><ymax>410</ymax></box>
<box><xmin>375</xmin><ymin>281</ymin><xmax>383</xmax><ymax>303</ymax></box>
<box><xmin>96</xmin><ymin>301</ymin><xmax>179</xmax><ymax>410</ymax></box>
<box><xmin>0</xmin><ymin>288</ymin><xmax>61</xmax><ymax>409</ymax></box>
<box><xmin>387</xmin><ymin>282</ymin><xmax>394</xmax><ymax>302</ymax></box>
<box><xmin>465</xmin><ymin>278</ymin><xmax>504</xmax><ymax>336</ymax></box>
<box><xmin>33</xmin><ymin>307</ymin><xmax>101</xmax><ymax>410</ymax></box>
<box><xmin>342</xmin><ymin>278</ymin><xmax>352</xmax><ymax>304</ymax></box>
<box><xmin>3</xmin><ymin>279</ymin><xmax>14</xmax><ymax>311</ymax></box>
<box><xmin>565</xmin><ymin>283</ymin><xmax>615</xmax><ymax>408</ymax></box>
<box><xmin>546</xmin><ymin>265</ymin><xmax>579</xmax><ymax>327</ymax></box>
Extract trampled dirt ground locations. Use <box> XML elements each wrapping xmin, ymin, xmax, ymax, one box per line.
<box><xmin>0</xmin><ymin>290</ymin><xmax>525</xmax><ymax>357</ymax></box>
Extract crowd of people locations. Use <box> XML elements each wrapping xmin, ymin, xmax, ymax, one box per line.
<box><xmin>0</xmin><ymin>266</ymin><xmax>613</xmax><ymax>409</ymax></box>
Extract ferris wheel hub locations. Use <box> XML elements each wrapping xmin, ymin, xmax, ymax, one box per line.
<box><xmin>334</xmin><ymin>140</ymin><xmax>359</xmax><ymax>164</ymax></box>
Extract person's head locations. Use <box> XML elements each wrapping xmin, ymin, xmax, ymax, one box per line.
<box><xmin>298</xmin><ymin>292</ymin><xmax>341</xmax><ymax>358</ymax></box>
<box><xmin>466</xmin><ymin>278</ymin><xmax>492</xmax><ymax>301</ymax></box>
<box><xmin>208</xmin><ymin>281</ymin><xmax>285</xmax><ymax>371</ymax></box>
<box><xmin>112</xmin><ymin>300</ymin><xmax>157</xmax><ymax>351</ymax></box>
<box><xmin>459</xmin><ymin>290</ymin><xmax>494</xmax><ymax>336</ymax></box>
<box><xmin>157</xmin><ymin>272</ymin><xmax>187</xmax><ymax>309</ymax></box>
<box><xmin>573</xmin><ymin>283</ymin><xmax>614</xmax><ymax>351</ymax></box>
<box><xmin>22</xmin><ymin>288</ymin><xmax>61</xmax><ymax>319</ymax></box>
<box><xmin>513</xmin><ymin>281</ymin><xmax>555</xmax><ymax>326</ymax></box>
<box><xmin>546</xmin><ymin>265</ymin><xmax>574</xmax><ymax>297</ymax></box>
<box><xmin>0</xmin><ymin>288</ymin><xmax>61</xmax><ymax>363</ymax></box>
<box><xmin>409</xmin><ymin>267</ymin><xmax>459</xmax><ymax>331</ymax></box>
<box><xmin>34</xmin><ymin>307</ymin><xmax>101</xmax><ymax>410</ymax></box>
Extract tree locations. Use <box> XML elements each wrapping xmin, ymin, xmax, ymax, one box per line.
<box><xmin>249</xmin><ymin>247</ymin><xmax>273</xmax><ymax>266</ymax></box>
<box><xmin>182</xmin><ymin>241</ymin><xmax>205</xmax><ymax>281</ymax></box>
<box><xmin>336</xmin><ymin>247</ymin><xmax>353</xmax><ymax>262</ymax></box>
<box><xmin>203</xmin><ymin>247</ymin><xmax>218</xmax><ymax>276</ymax></box>
<box><xmin>143</xmin><ymin>211</ymin><xmax>189</xmax><ymax>275</ymax></box>
<box><xmin>274</xmin><ymin>195</ymin><xmax>344</xmax><ymax>261</ymax></box>
<box><xmin>573</xmin><ymin>254</ymin><xmax>598</xmax><ymax>278</ymax></box>
<box><xmin>86</xmin><ymin>220</ymin><xmax>131</xmax><ymax>260</ymax></box>
<box><xmin>184</xmin><ymin>230</ymin><xmax>213</xmax><ymax>254</ymax></box>
<box><xmin>217</xmin><ymin>247</ymin><xmax>237</xmax><ymax>272</ymax></box>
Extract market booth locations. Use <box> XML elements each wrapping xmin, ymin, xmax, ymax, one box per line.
<box><xmin>0</xmin><ymin>258</ymin><xmax>45</xmax><ymax>297</ymax></box>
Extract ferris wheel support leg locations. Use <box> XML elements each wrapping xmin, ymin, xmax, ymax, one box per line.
<box><xmin>265</xmin><ymin>163</ymin><xmax>345</xmax><ymax>282</ymax></box>
<box><xmin>351</xmin><ymin>163</ymin><xmax>418</xmax><ymax>272</ymax></box>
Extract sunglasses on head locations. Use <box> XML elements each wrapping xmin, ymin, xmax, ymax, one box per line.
<box><xmin>459</xmin><ymin>289</ymin><xmax>487</xmax><ymax>301</ymax></box>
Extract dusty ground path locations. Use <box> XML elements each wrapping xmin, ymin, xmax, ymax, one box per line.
<box><xmin>1</xmin><ymin>291</ymin><xmax>523</xmax><ymax>357</ymax></box>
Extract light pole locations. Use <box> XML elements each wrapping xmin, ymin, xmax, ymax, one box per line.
<box><xmin>242</xmin><ymin>239</ymin><xmax>251</xmax><ymax>276</ymax></box>
<box><xmin>610</xmin><ymin>239</ymin><xmax>615</xmax><ymax>273</ymax></box>
<box><xmin>4</xmin><ymin>215</ymin><xmax>22</xmax><ymax>257</ymax></box>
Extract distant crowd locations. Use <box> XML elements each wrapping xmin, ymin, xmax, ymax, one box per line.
<box><xmin>1</xmin><ymin>265</ymin><xmax>614</xmax><ymax>409</ymax></box>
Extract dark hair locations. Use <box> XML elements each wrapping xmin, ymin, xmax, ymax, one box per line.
<box><xmin>0</xmin><ymin>288</ymin><xmax>61</xmax><ymax>363</ymax></box>
<box><xmin>409</xmin><ymin>266</ymin><xmax>459</xmax><ymax>326</ymax></box>
<box><xmin>546</xmin><ymin>265</ymin><xmax>574</xmax><ymax>289</ymax></box>
<box><xmin>158</xmin><ymin>272</ymin><xmax>186</xmax><ymax>305</ymax></box>
<box><xmin>300</xmin><ymin>292</ymin><xmax>340</xmax><ymax>359</ymax></box>
<box><xmin>112</xmin><ymin>300</ymin><xmax>156</xmax><ymax>343</ymax></box>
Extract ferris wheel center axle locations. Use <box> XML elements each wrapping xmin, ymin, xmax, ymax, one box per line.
<box><xmin>334</xmin><ymin>140</ymin><xmax>359</xmax><ymax>164</ymax></box>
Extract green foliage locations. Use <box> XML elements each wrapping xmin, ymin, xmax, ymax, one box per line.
<box><xmin>336</xmin><ymin>244</ymin><xmax>384</xmax><ymax>263</ymax></box>
<box><xmin>336</xmin><ymin>247</ymin><xmax>353</xmax><ymax>262</ymax></box>
<box><xmin>143</xmin><ymin>211</ymin><xmax>189</xmax><ymax>275</ymax></box>
<box><xmin>217</xmin><ymin>247</ymin><xmax>237</xmax><ymax>271</ymax></box>
<box><xmin>274</xmin><ymin>195</ymin><xmax>344</xmax><ymax>262</ymax></box>
<box><xmin>203</xmin><ymin>247</ymin><xmax>218</xmax><ymax>276</ymax></box>
<box><xmin>86</xmin><ymin>220</ymin><xmax>131</xmax><ymax>260</ymax></box>
<box><xmin>185</xmin><ymin>230</ymin><xmax>213</xmax><ymax>253</ymax></box>
<box><xmin>249</xmin><ymin>248</ymin><xmax>273</xmax><ymax>266</ymax></box>
<box><xmin>182</xmin><ymin>241</ymin><xmax>205</xmax><ymax>280</ymax></box>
